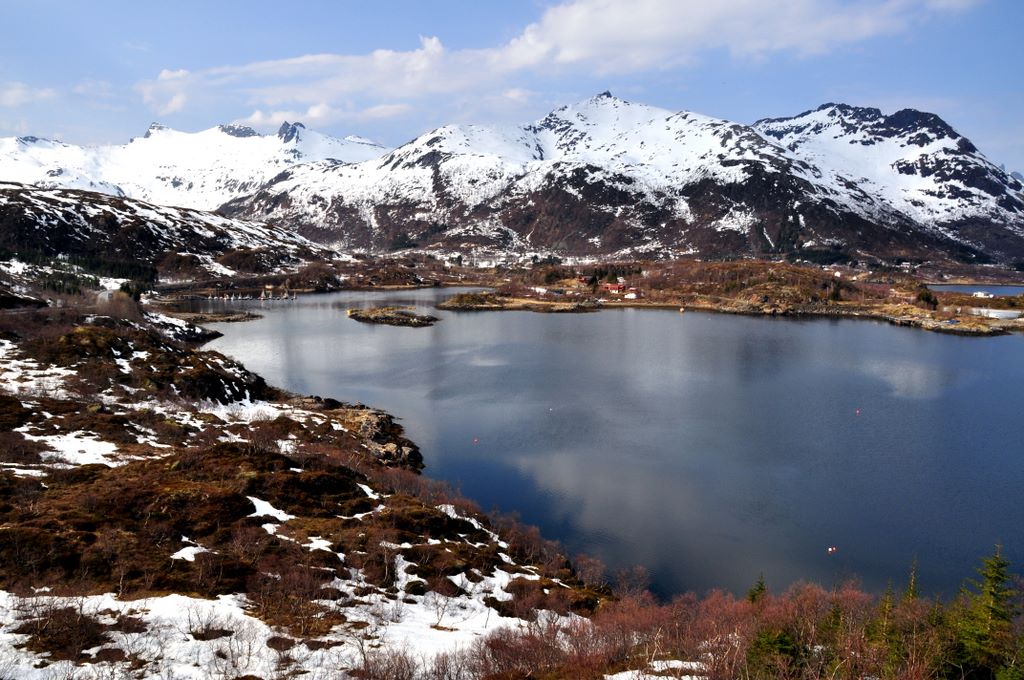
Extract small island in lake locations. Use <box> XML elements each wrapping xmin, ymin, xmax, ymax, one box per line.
<box><xmin>346</xmin><ymin>305</ymin><xmax>439</xmax><ymax>327</ymax></box>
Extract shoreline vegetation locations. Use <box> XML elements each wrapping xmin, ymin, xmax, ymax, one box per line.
<box><xmin>150</xmin><ymin>258</ymin><xmax>1024</xmax><ymax>338</ymax></box>
<box><xmin>437</xmin><ymin>290</ymin><xmax>599</xmax><ymax>313</ymax></box>
<box><xmin>0</xmin><ymin>290</ymin><xmax>1023</xmax><ymax>677</ymax></box>
<box><xmin>436</xmin><ymin>289</ymin><xmax>1017</xmax><ymax>336</ymax></box>
<box><xmin>429</xmin><ymin>260</ymin><xmax>1024</xmax><ymax>337</ymax></box>
<box><xmin>345</xmin><ymin>305</ymin><xmax>439</xmax><ymax>327</ymax></box>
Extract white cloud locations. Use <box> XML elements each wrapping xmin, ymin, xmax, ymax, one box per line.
<box><xmin>238</xmin><ymin>102</ymin><xmax>413</xmax><ymax>128</ymax></box>
<box><xmin>502</xmin><ymin>0</ymin><xmax>975</xmax><ymax>71</ymax></box>
<box><xmin>0</xmin><ymin>82</ymin><xmax>57</xmax><ymax>108</ymax></box>
<box><xmin>501</xmin><ymin>88</ymin><xmax>536</xmax><ymax>104</ymax></box>
<box><xmin>161</xmin><ymin>92</ymin><xmax>187</xmax><ymax>114</ymax></box>
<box><xmin>136</xmin><ymin>71</ymin><xmax>190</xmax><ymax>114</ymax></box>
<box><xmin>158</xmin><ymin>69</ymin><xmax>190</xmax><ymax>81</ymax></box>
<box><xmin>135</xmin><ymin>0</ymin><xmax>977</xmax><ymax>116</ymax></box>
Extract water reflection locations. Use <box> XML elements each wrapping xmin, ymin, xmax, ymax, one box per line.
<box><xmin>860</xmin><ymin>358</ymin><xmax>954</xmax><ymax>399</ymax></box>
<box><xmin>204</xmin><ymin>290</ymin><xmax>1024</xmax><ymax>597</ymax></box>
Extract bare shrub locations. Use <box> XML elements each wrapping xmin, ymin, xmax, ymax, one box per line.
<box><xmin>179</xmin><ymin>602</ymin><xmax>232</xmax><ymax>641</ymax></box>
<box><xmin>208</xmin><ymin>619</ymin><xmax>262</xmax><ymax>679</ymax></box>
<box><xmin>574</xmin><ymin>553</ymin><xmax>608</xmax><ymax>589</ymax></box>
<box><xmin>0</xmin><ymin>430</ymin><xmax>45</xmax><ymax>464</ymax></box>
<box><xmin>224</xmin><ymin>524</ymin><xmax>271</xmax><ymax>567</ymax></box>
<box><xmin>248</xmin><ymin>559</ymin><xmax>333</xmax><ymax>636</ymax></box>
<box><xmin>421</xmin><ymin>648</ymin><xmax>474</xmax><ymax>680</ymax></box>
<box><xmin>13</xmin><ymin>598</ymin><xmax>109</xmax><ymax>662</ymax></box>
<box><xmin>360</xmin><ymin>645</ymin><xmax>420</xmax><ymax>680</ymax></box>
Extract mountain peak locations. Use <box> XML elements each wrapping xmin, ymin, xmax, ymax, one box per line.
<box><xmin>885</xmin><ymin>108</ymin><xmax>960</xmax><ymax>141</ymax></box>
<box><xmin>218</xmin><ymin>124</ymin><xmax>259</xmax><ymax>138</ymax></box>
<box><xmin>585</xmin><ymin>90</ymin><xmax>629</xmax><ymax>106</ymax></box>
<box><xmin>277</xmin><ymin>121</ymin><xmax>306</xmax><ymax>143</ymax></box>
<box><xmin>756</xmin><ymin>102</ymin><xmax>963</xmax><ymax>149</ymax></box>
<box><xmin>816</xmin><ymin>102</ymin><xmax>883</xmax><ymax>119</ymax></box>
<box><xmin>143</xmin><ymin>122</ymin><xmax>169</xmax><ymax>139</ymax></box>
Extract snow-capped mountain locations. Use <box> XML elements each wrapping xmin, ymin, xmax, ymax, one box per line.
<box><xmin>0</xmin><ymin>181</ymin><xmax>337</xmax><ymax>279</ymax></box>
<box><xmin>0</xmin><ymin>122</ymin><xmax>387</xmax><ymax>210</ymax></box>
<box><xmin>753</xmin><ymin>104</ymin><xmax>1024</xmax><ymax>252</ymax></box>
<box><xmin>4</xmin><ymin>94</ymin><xmax>1022</xmax><ymax>264</ymax></box>
<box><xmin>222</xmin><ymin>93</ymin><xmax>1024</xmax><ymax>263</ymax></box>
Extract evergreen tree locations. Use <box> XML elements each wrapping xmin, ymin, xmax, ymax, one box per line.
<box><xmin>748</xmin><ymin>573</ymin><xmax>767</xmax><ymax>604</ymax></box>
<box><xmin>955</xmin><ymin>545</ymin><xmax>1017</xmax><ymax>676</ymax></box>
<box><xmin>905</xmin><ymin>558</ymin><xmax>920</xmax><ymax>602</ymax></box>
<box><xmin>873</xmin><ymin>582</ymin><xmax>895</xmax><ymax>643</ymax></box>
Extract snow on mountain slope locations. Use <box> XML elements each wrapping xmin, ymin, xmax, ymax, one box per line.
<box><xmin>0</xmin><ymin>122</ymin><xmax>388</xmax><ymax>210</ymax></box>
<box><xmin>6</xmin><ymin>94</ymin><xmax>1022</xmax><ymax>264</ymax></box>
<box><xmin>370</xmin><ymin>93</ymin><xmax>802</xmax><ymax>206</ymax></box>
<box><xmin>754</xmin><ymin>104</ymin><xmax>1024</xmax><ymax>231</ymax></box>
<box><xmin>226</xmin><ymin>94</ymin><xmax>819</xmax><ymax>251</ymax></box>
<box><xmin>0</xmin><ymin>181</ymin><xmax>338</xmax><ymax>279</ymax></box>
<box><xmin>224</xmin><ymin>94</ymin><xmax>1024</xmax><ymax>263</ymax></box>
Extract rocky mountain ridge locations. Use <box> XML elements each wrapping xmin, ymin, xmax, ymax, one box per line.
<box><xmin>0</xmin><ymin>181</ymin><xmax>337</xmax><ymax>281</ymax></box>
<box><xmin>222</xmin><ymin>94</ymin><xmax>1024</xmax><ymax>264</ymax></box>
<box><xmin>3</xmin><ymin>94</ymin><xmax>1023</xmax><ymax>265</ymax></box>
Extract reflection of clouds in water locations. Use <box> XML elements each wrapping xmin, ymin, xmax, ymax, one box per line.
<box><xmin>467</xmin><ymin>355</ymin><xmax>508</xmax><ymax>368</ymax></box>
<box><xmin>506</xmin><ymin>450</ymin><xmax>693</xmax><ymax>563</ymax></box>
<box><xmin>209</xmin><ymin>291</ymin><xmax>1024</xmax><ymax>595</ymax></box>
<box><xmin>504</xmin><ymin>448</ymin><xmax>794</xmax><ymax>592</ymax></box>
<box><xmin>861</xmin><ymin>359</ymin><xmax>952</xmax><ymax>399</ymax></box>
<box><xmin>440</xmin><ymin>345</ymin><xmax>511</xmax><ymax>368</ymax></box>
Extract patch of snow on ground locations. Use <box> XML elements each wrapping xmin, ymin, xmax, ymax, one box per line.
<box><xmin>303</xmin><ymin>536</ymin><xmax>333</xmax><ymax>552</ymax></box>
<box><xmin>0</xmin><ymin>338</ymin><xmax>75</xmax><ymax>399</ymax></box>
<box><xmin>18</xmin><ymin>429</ymin><xmax>120</xmax><ymax>466</ymax></box>
<box><xmin>0</xmin><ymin>572</ymin><xmax>574</xmax><ymax>680</ymax></box>
<box><xmin>604</xmin><ymin>659</ymin><xmax>707</xmax><ymax>680</ymax></box>
<box><xmin>203</xmin><ymin>398</ymin><xmax>284</xmax><ymax>423</ymax></box>
<box><xmin>247</xmin><ymin>496</ymin><xmax>295</xmax><ymax>522</ymax></box>
<box><xmin>169</xmin><ymin>542</ymin><xmax>210</xmax><ymax>562</ymax></box>
<box><xmin>0</xmin><ymin>463</ymin><xmax>46</xmax><ymax>477</ymax></box>
<box><xmin>357</xmin><ymin>483</ymin><xmax>381</xmax><ymax>500</ymax></box>
<box><xmin>97</xmin><ymin>276</ymin><xmax>128</xmax><ymax>290</ymax></box>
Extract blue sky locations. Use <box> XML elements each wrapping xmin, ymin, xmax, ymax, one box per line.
<box><xmin>2</xmin><ymin>0</ymin><xmax>1022</xmax><ymax>169</ymax></box>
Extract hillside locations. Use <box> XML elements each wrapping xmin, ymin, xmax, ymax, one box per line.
<box><xmin>2</xmin><ymin>95</ymin><xmax>1021</xmax><ymax>268</ymax></box>
<box><xmin>0</xmin><ymin>298</ymin><xmax>1022</xmax><ymax>678</ymax></box>
<box><xmin>221</xmin><ymin>94</ymin><xmax>1024</xmax><ymax>265</ymax></box>
<box><xmin>0</xmin><ymin>307</ymin><xmax>602</xmax><ymax>678</ymax></box>
<box><xmin>0</xmin><ymin>182</ymin><xmax>338</xmax><ymax>282</ymax></box>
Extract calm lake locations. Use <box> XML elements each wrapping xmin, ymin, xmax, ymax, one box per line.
<box><xmin>202</xmin><ymin>288</ymin><xmax>1024</xmax><ymax>598</ymax></box>
<box><xmin>928</xmin><ymin>283</ymin><xmax>1024</xmax><ymax>296</ymax></box>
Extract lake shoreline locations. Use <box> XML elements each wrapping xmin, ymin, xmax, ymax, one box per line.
<box><xmin>197</xmin><ymin>285</ymin><xmax>1024</xmax><ymax>597</ymax></box>
<box><xmin>437</xmin><ymin>291</ymin><xmax>1020</xmax><ymax>337</ymax></box>
<box><xmin>162</xmin><ymin>287</ymin><xmax>1021</xmax><ymax>336</ymax></box>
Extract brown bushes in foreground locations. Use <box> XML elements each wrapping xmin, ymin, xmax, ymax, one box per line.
<box><xmin>351</xmin><ymin>553</ymin><xmax>1023</xmax><ymax>680</ymax></box>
